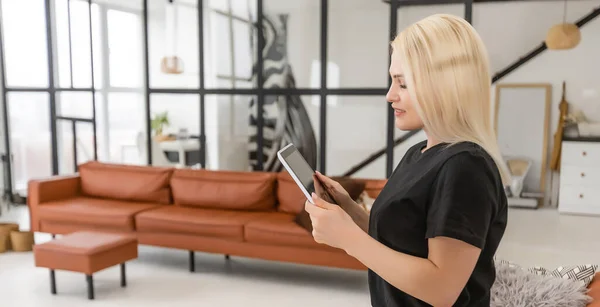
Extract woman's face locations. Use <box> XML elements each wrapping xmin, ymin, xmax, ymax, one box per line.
<box><xmin>386</xmin><ymin>52</ymin><xmax>424</xmax><ymax>131</ymax></box>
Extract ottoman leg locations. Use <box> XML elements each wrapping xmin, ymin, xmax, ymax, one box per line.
<box><xmin>50</xmin><ymin>270</ymin><xmax>56</xmax><ymax>294</ymax></box>
<box><xmin>86</xmin><ymin>275</ymin><xmax>94</xmax><ymax>300</ymax></box>
<box><xmin>120</xmin><ymin>263</ymin><xmax>126</xmax><ymax>287</ymax></box>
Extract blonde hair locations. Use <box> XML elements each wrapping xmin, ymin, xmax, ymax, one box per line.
<box><xmin>391</xmin><ymin>14</ymin><xmax>511</xmax><ymax>185</ymax></box>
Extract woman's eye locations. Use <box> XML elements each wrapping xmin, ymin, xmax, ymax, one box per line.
<box><xmin>399</xmin><ymin>84</ymin><xmax>407</xmax><ymax>89</ymax></box>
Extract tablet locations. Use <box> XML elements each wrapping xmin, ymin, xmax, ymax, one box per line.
<box><xmin>277</xmin><ymin>143</ymin><xmax>323</xmax><ymax>205</ymax></box>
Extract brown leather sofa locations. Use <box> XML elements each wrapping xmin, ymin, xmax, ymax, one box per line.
<box><xmin>27</xmin><ymin>161</ymin><xmax>386</xmax><ymax>271</ymax></box>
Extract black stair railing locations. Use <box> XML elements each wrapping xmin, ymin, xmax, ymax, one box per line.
<box><xmin>342</xmin><ymin>6</ymin><xmax>600</xmax><ymax>178</ymax></box>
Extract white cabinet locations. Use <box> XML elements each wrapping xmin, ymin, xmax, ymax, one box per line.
<box><xmin>559</xmin><ymin>140</ymin><xmax>600</xmax><ymax>215</ymax></box>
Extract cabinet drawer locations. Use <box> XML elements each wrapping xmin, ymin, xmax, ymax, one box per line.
<box><xmin>560</xmin><ymin>165</ymin><xmax>600</xmax><ymax>186</ymax></box>
<box><xmin>559</xmin><ymin>185</ymin><xmax>600</xmax><ymax>207</ymax></box>
<box><xmin>562</xmin><ymin>141</ymin><xmax>600</xmax><ymax>167</ymax></box>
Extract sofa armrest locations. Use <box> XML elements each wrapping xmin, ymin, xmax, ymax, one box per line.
<box><xmin>27</xmin><ymin>175</ymin><xmax>81</xmax><ymax>232</ymax></box>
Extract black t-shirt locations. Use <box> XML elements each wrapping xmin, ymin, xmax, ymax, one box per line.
<box><xmin>368</xmin><ymin>140</ymin><xmax>508</xmax><ymax>307</ymax></box>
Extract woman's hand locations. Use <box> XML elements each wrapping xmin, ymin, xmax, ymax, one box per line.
<box><xmin>313</xmin><ymin>171</ymin><xmax>371</xmax><ymax>232</ymax></box>
<box><xmin>312</xmin><ymin>171</ymin><xmax>354</xmax><ymax>207</ymax></box>
<box><xmin>304</xmin><ymin>192</ymin><xmax>363</xmax><ymax>251</ymax></box>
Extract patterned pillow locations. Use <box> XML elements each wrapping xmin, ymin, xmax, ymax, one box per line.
<box><xmin>495</xmin><ymin>259</ymin><xmax>598</xmax><ymax>287</ymax></box>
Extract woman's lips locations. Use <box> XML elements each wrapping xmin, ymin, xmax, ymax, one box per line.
<box><xmin>394</xmin><ymin>108</ymin><xmax>406</xmax><ymax>116</ymax></box>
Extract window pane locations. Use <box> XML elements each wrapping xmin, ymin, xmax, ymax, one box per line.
<box><xmin>232</xmin><ymin>20</ymin><xmax>251</xmax><ymax>80</ymax></box>
<box><xmin>327</xmin><ymin>96</ymin><xmax>387</xmax><ymax>179</ymax></box>
<box><xmin>57</xmin><ymin>121</ymin><xmax>95</xmax><ymax>175</ymax></box>
<box><xmin>7</xmin><ymin>93</ymin><xmax>52</xmax><ymax>193</ymax></box>
<box><xmin>150</xmin><ymin>94</ymin><xmax>201</xmax><ymax>167</ymax></box>
<box><xmin>205</xmin><ymin>95</ymin><xmax>257</xmax><ymax>171</ymax></box>
<box><xmin>55</xmin><ymin>0</ymin><xmax>72</xmax><ymax>87</ymax></box>
<box><xmin>250</xmin><ymin>95</ymin><xmax>319</xmax><ymax>172</ymax></box>
<box><xmin>96</xmin><ymin>92</ymin><xmax>146</xmax><ymax>165</ymax></box>
<box><xmin>107</xmin><ymin>9</ymin><xmax>143</xmax><ymax>88</ymax></box>
<box><xmin>1</xmin><ymin>0</ymin><xmax>49</xmax><ymax>87</ymax></box>
<box><xmin>148</xmin><ymin>0</ymin><xmax>199</xmax><ymax>88</ymax></box>
<box><xmin>57</xmin><ymin>92</ymin><xmax>94</xmax><ymax>119</ymax></box>
<box><xmin>92</xmin><ymin>3</ymin><xmax>103</xmax><ymax>89</ymax></box>
<box><xmin>207</xmin><ymin>0</ymin><xmax>228</xmax><ymax>12</ymax></box>
<box><xmin>230</xmin><ymin>0</ymin><xmax>250</xmax><ymax>18</ymax></box>
<box><xmin>205</xmin><ymin>6</ymin><xmax>256</xmax><ymax>89</ymax></box>
<box><xmin>54</xmin><ymin>1</ymin><xmax>102</xmax><ymax>88</ymax></box>
<box><xmin>212</xmin><ymin>13</ymin><xmax>232</xmax><ymax>77</ymax></box>
<box><xmin>69</xmin><ymin>0</ymin><xmax>93</xmax><ymax>88</ymax></box>
<box><xmin>328</xmin><ymin>0</ymin><xmax>388</xmax><ymax>88</ymax></box>
<box><xmin>264</xmin><ymin>0</ymin><xmax>320</xmax><ymax>89</ymax></box>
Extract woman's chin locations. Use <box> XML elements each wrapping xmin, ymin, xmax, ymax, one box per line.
<box><xmin>394</xmin><ymin>119</ymin><xmax>421</xmax><ymax>131</ymax></box>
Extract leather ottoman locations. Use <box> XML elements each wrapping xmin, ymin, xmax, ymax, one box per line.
<box><xmin>33</xmin><ymin>231</ymin><xmax>138</xmax><ymax>300</ymax></box>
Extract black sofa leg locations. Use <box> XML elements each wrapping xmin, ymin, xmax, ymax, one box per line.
<box><xmin>51</xmin><ymin>234</ymin><xmax>55</xmax><ymax>239</ymax></box>
<box><xmin>120</xmin><ymin>263</ymin><xmax>126</xmax><ymax>287</ymax></box>
<box><xmin>50</xmin><ymin>269</ymin><xmax>56</xmax><ymax>294</ymax></box>
<box><xmin>225</xmin><ymin>254</ymin><xmax>230</xmax><ymax>260</ymax></box>
<box><xmin>86</xmin><ymin>275</ymin><xmax>94</xmax><ymax>300</ymax></box>
<box><xmin>189</xmin><ymin>251</ymin><xmax>195</xmax><ymax>272</ymax></box>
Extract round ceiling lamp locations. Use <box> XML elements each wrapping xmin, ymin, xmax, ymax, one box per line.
<box><xmin>545</xmin><ymin>0</ymin><xmax>581</xmax><ymax>50</ymax></box>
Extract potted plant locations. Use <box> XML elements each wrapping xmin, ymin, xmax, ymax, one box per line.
<box><xmin>151</xmin><ymin>111</ymin><xmax>170</xmax><ymax>137</ymax></box>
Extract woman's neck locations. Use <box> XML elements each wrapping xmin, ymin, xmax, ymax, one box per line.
<box><xmin>422</xmin><ymin>131</ymin><xmax>442</xmax><ymax>153</ymax></box>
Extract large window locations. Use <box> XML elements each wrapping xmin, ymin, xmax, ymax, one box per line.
<box><xmin>1</xmin><ymin>0</ymin><xmax>476</xmax><ymax>199</ymax></box>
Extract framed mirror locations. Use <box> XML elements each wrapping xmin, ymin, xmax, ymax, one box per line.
<box><xmin>494</xmin><ymin>83</ymin><xmax>552</xmax><ymax>206</ymax></box>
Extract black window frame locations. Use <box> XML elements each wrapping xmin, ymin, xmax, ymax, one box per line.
<box><xmin>0</xmin><ymin>0</ymin><xmax>475</xmax><ymax>202</ymax></box>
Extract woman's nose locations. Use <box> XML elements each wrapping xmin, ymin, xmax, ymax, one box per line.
<box><xmin>386</xmin><ymin>87</ymin><xmax>399</xmax><ymax>103</ymax></box>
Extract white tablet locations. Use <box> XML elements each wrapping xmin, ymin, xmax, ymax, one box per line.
<box><xmin>277</xmin><ymin>143</ymin><xmax>320</xmax><ymax>205</ymax></box>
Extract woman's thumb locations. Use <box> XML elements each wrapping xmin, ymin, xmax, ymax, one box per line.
<box><xmin>311</xmin><ymin>193</ymin><xmax>334</xmax><ymax>209</ymax></box>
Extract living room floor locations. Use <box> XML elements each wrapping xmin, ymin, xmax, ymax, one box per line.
<box><xmin>1</xmin><ymin>204</ymin><xmax>599</xmax><ymax>306</ymax></box>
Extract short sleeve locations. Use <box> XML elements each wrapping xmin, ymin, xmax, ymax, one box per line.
<box><xmin>425</xmin><ymin>152</ymin><xmax>499</xmax><ymax>249</ymax></box>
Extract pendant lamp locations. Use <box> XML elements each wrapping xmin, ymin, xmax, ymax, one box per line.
<box><xmin>545</xmin><ymin>0</ymin><xmax>581</xmax><ymax>50</ymax></box>
<box><xmin>160</xmin><ymin>0</ymin><xmax>184</xmax><ymax>74</ymax></box>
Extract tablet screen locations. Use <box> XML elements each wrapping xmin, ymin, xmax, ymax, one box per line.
<box><xmin>279</xmin><ymin>145</ymin><xmax>316</xmax><ymax>194</ymax></box>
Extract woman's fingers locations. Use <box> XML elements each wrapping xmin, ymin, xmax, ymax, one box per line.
<box><xmin>311</xmin><ymin>193</ymin><xmax>338</xmax><ymax>210</ymax></box>
<box><xmin>312</xmin><ymin>174</ymin><xmax>326</xmax><ymax>194</ymax></box>
<box><xmin>316</xmin><ymin>171</ymin><xmax>349</xmax><ymax>199</ymax></box>
<box><xmin>315</xmin><ymin>171</ymin><xmax>336</xmax><ymax>188</ymax></box>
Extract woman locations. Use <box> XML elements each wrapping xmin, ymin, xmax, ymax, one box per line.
<box><xmin>305</xmin><ymin>14</ymin><xmax>511</xmax><ymax>307</ymax></box>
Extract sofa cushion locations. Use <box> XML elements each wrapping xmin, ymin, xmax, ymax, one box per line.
<box><xmin>79</xmin><ymin>161</ymin><xmax>173</xmax><ymax>204</ymax></box>
<box><xmin>170</xmin><ymin>169</ymin><xmax>277</xmax><ymax>211</ymax></box>
<box><xmin>276</xmin><ymin>172</ymin><xmax>309</xmax><ymax>215</ymax></box>
<box><xmin>135</xmin><ymin>206</ymin><xmax>267</xmax><ymax>241</ymax></box>
<box><xmin>244</xmin><ymin>212</ymin><xmax>340</xmax><ymax>251</ymax></box>
<box><xmin>37</xmin><ymin>197</ymin><xmax>160</xmax><ymax>231</ymax></box>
